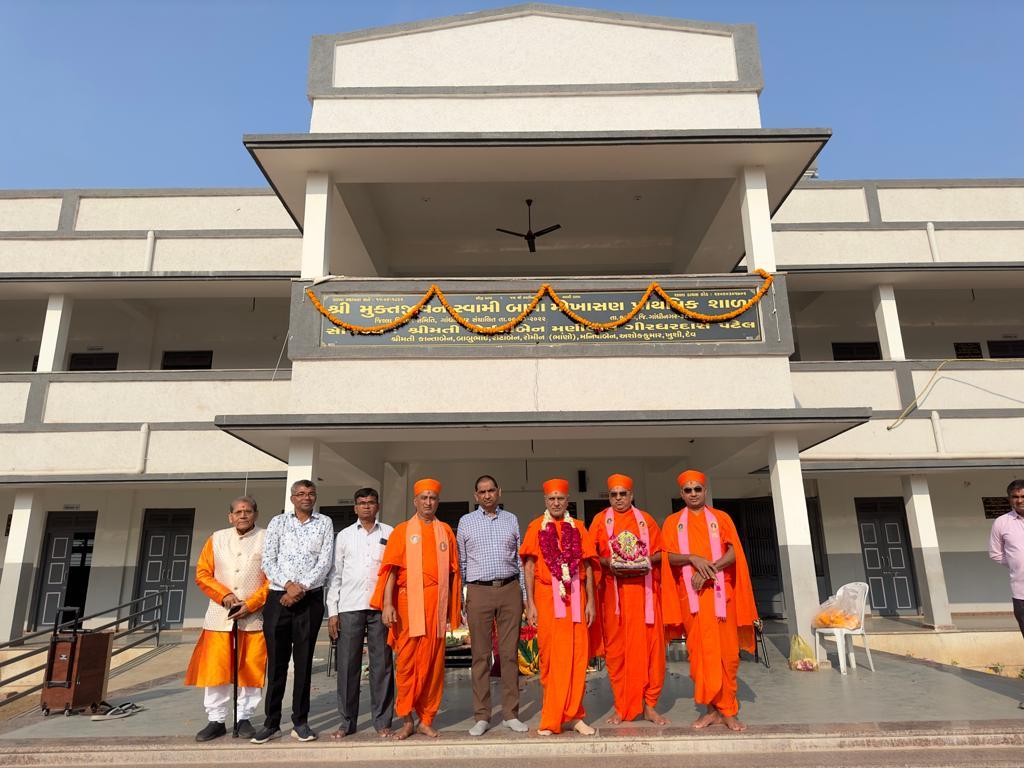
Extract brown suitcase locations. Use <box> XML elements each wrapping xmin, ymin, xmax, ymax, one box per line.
<box><xmin>40</xmin><ymin>608</ymin><xmax>113</xmax><ymax>717</ymax></box>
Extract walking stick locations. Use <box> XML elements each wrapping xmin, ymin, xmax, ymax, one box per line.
<box><xmin>231</xmin><ymin>615</ymin><xmax>240</xmax><ymax>738</ymax></box>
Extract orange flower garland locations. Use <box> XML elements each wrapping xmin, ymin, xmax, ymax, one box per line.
<box><xmin>306</xmin><ymin>269</ymin><xmax>773</xmax><ymax>336</ymax></box>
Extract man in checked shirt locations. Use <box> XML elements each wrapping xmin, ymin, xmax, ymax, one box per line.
<box><xmin>251</xmin><ymin>479</ymin><xmax>334</xmax><ymax>744</ymax></box>
<box><xmin>457</xmin><ymin>475</ymin><xmax>529</xmax><ymax>736</ymax></box>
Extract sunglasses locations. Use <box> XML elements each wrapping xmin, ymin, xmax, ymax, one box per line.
<box><xmin>609</xmin><ymin>491</ymin><xmax>631</xmax><ymax>498</ymax></box>
<box><xmin>682</xmin><ymin>486</ymin><xmax>704</xmax><ymax>494</ymax></box>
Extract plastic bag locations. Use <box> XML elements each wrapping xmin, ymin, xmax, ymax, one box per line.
<box><xmin>788</xmin><ymin>634</ymin><xmax>818</xmax><ymax>671</ymax></box>
<box><xmin>812</xmin><ymin>593</ymin><xmax>861</xmax><ymax>630</ymax></box>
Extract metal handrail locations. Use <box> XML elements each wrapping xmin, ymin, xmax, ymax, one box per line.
<box><xmin>0</xmin><ymin>590</ymin><xmax>167</xmax><ymax>707</ymax></box>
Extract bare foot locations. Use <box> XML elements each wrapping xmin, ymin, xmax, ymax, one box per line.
<box><xmin>328</xmin><ymin>729</ymin><xmax>347</xmax><ymax>741</ymax></box>
<box><xmin>393</xmin><ymin>721</ymin><xmax>415</xmax><ymax>740</ymax></box>
<box><xmin>416</xmin><ymin>722</ymin><xmax>439</xmax><ymax>738</ymax></box>
<box><xmin>377</xmin><ymin>728</ymin><xmax>393</xmax><ymax>738</ymax></box>
<box><xmin>643</xmin><ymin>704</ymin><xmax>669</xmax><ymax>725</ymax></box>
<box><xmin>573</xmin><ymin>720</ymin><xmax>596</xmax><ymax>736</ymax></box>
<box><xmin>721</xmin><ymin>715</ymin><xmax>747</xmax><ymax>732</ymax></box>
<box><xmin>537</xmin><ymin>728</ymin><xmax>554</xmax><ymax>736</ymax></box>
<box><xmin>605</xmin><ymin>713</ymin><xmax>622</xmax><ymax>725</ymax></box>
<box><xmin>691</xmin><ymin>710</ymin><xmax>722</xmax><ymax>729</ymax></box>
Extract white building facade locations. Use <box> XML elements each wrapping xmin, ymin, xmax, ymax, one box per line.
<box><xmin>1</xmin><ymin>5</ymin><xmax>1021</xmax><ymax>643</ymax></box>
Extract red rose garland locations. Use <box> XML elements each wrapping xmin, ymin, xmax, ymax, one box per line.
<box><xmin>538</xmin><ymin>520</ymin><xmax>583</xmax><ymax>605</ymax></box>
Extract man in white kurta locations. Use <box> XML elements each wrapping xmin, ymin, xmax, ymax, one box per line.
<box><xmin>185</xmin><ymin>496</ymin><xmax>269</xmax><ymax>741</ymax></box>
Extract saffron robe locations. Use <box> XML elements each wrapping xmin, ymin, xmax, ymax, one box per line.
<box><xmin>589</xmin><ymin>508</ymin><xmax>665</xmax><ymax>721</ymax></box>
<box><xmin>661</xmin><ymin>507</ymin><xmax>758</xmax><ymax>717</ymax></box>
<box><xmin>185</xmin><ymin>529</ymin><xmax>269</xmax><ymax>688</ymax></box>
<box><xmin>520</xmin><ymin>517</ymin><xmax>600</xmax><ymax>733</ymax></box>
<box><xmin>370</xmin><ymin>517</ymin><xmax>461</xmax><ymax>726</ymax></box>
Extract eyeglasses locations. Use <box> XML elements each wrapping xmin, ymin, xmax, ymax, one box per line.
<box><xmin>292</xmin><ymin>492</ymin><xmax>317</xmax><ymax>499</ymax></box>
<box><xmin>682</xmin><ymin>486</ymin><xmax>704</xmax><ymax>494</ymax></box>
<box><xmin>355</xmin><ymin>500</ymin><xmax>378</xmax><ymax>507</ymax></box>
<box><xmin>608</xmin><ymin>491</ymin><xmax>631</xmax><ymax>498</ymax></box>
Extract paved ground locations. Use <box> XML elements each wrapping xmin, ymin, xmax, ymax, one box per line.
<box><xmin>1</xmin><ymin>634</ymin><xmax>1021</xmax><ymax>741</ymax></box>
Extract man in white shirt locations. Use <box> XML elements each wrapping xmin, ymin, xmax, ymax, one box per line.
<box><xmin>326</xmin><ymin>487</ymin><xmax>395</xmax><ymax>739</ymax></box>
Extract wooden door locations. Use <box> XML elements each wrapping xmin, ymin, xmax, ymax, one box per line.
<box><xmin>855</xmin><ymin>498</ymin><xmax>919</xmax><ymax>616</ymax></box>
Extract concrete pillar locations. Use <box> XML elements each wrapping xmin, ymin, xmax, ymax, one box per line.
<box><xmin>37</xmin><ymin>294</ymin><xmax>74</xmax><ymax>372</ymax></box>
<box><xmin>768</xmin><ymin>434</ymin><xmax>819</xmax><ymax>642</ymax></box>
<box><xmin>382</xmin><ymin>461</ymin><xmax>409</xmax><ymax>526</ymax></box>
<box><xmin>0</xmin><ymin>492</ymin><xmax>47</xmax><ymax>642</ymax></box>
<box><xmin>285</xmin><ymin>438</ymin><xmax>320</xmax><ymax>511</ymax></box>
<box><xmin>872</xmin><ymin>284</ymin><xmax>906</xmax><ymax>361</ymax></box>
<box><xmin>901</xmin><ymin>475</ymin><xmax>954</xmax><ymax>629</ymax></box>
<box><xmin>739</xmin><ymin>166</ymin><xmax>777</xmax><ymax>273</ymax></box>
<box><xmin>301</xmin><ymin>172</ymin><xmax>333</xmax><ymax>279</ymax></box>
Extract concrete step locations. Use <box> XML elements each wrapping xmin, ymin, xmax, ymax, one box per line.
<box><xmin>3</xmin><ymin>720</ymin><xmax>1023</xmax><ymax>766</ymax></box>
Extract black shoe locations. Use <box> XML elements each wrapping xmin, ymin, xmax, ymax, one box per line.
<box><xmin>235</xmin><ymin>718</ymin><xmax>256</xmax><ymax>739</ymax></box>
<box><xmin>250</xmin><ymin>726</ymin><xmax>282</xmax><ymax>744</ymax></box>
<box><xmin>195</xmin><ymin>721</ymin><xmax>227</xmax><ymax>742</ymax></box>
<box><xmin>291</xmin><ymin>723</ymin><xmax>318</xmax><ymax>742</ymax></box>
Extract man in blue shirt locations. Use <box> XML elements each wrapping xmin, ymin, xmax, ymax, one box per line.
<box><xmin>456</xmin><ymin>475</ymin><xmax>528</xmax><ymax>736</ymax></box>
<box><xmin>251</xmin><ymin>479</ymin><xmax>334</xmax><ymax>744</ymax></box>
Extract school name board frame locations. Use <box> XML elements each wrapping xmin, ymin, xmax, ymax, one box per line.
<box><xmin>290</xmin><ymin>275</ymin><xmax>794</xmax><ymax>360</ymax></box>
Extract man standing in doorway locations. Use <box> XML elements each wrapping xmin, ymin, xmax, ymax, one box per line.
<box><xmin>457</xmin><ymin>475</ymin><xmax>528</xmax><ymax>736</ymax></box>
<box><xmin>186</xmin><ymin>496</ymin><xmax>268</xmax><ymax>741</ymax></box>
<box><xmin>371</xmin><ymin>478</ymin><xmax>462</xmax><ymax>740</ymax></box>
<box><xmin>988</xmin><ymin>478</ymin><xmax>1024</xmax><ymax>707</ymax></box>
<box><xmin>589</xmin><ymin>473</ymin><xmax>667</xmax><ymax>725</ymax></box>
<box><xmin>252</xmin><ymin>479</ymin><xmax>334</xmax><ymax>744</ymax></box>
<box><xmin>661</xmin><ymin>470</ymin><xmax>758</xmax><ymax>732</ymax></box>
<box><xmin>326</xmin><ymin>487</ymin><xmax>395</xmax><ymax>738</ymax></box>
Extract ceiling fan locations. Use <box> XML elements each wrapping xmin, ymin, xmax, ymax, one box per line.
<box><xmin>496</xmin><ymin>198</ymin><xmax>561</xmax><ymax>252</ymax></box>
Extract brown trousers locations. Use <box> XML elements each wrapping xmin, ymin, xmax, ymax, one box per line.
<box><xmin>466</xmin><ymin>580</ymin><xmax>523</xmax><ymax>721</ymax></box>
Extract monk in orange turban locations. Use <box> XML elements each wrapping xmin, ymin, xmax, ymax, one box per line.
<box><xmin>661</xmin><ymin>470</ymin><xmax>759</xmax><ymax>731</ymax></box>
<box><xmin>589</xmin><ymin>474</ymin><xmax>666</xmax><ymax>725</ymax></box>
<box><xmin>521</xmin><ymin>479</ymin><xmax>599</xmax><ymax>735</ymax></box>
<box><xmin>371</xmin><ymin>479</ymin><xmax>461</xmax><ymax>739</ymax></box>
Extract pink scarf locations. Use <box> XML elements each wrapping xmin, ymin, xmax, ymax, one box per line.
<box><xmin>604</xmin><ymin>507</ymin><xmax>655</xmax><ymax>625</ymax></box>
<box><xmin>677</xmin><ymin>506</ymin><xmax>726</xmax><ymax>620</ymax></box>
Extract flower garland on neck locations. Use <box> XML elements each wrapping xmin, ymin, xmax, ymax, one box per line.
<box><xmin>538</xmin><ymin>510</ymin><xmax>583</xmax><ymax>605</ymax></box>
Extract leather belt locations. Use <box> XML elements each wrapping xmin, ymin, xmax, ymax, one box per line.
<box><xmin>468</xmin><ymin>576</ymin><xmax>518</xmax><ymax>587</ymax></box>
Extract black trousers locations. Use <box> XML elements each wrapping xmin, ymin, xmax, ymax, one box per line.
<box><xmin>335</xmin><ymin>609</ymin><xmax>395</xmax><ymax>734</ymax></box>
<box><xmin>1013</xmin><ymin>598</ymin><xmax>1024</xmax><ymax>640</ymax></box>
<box><xmin>262</xmin><ymin>588</ymin><xmax>324</xmax><ymax>729</ymax></box>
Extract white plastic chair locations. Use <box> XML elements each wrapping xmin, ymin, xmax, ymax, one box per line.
<box><xmin>814</xmin><ymin>582</ymin><xmax>874</xmax><ymax>674</ymax></box>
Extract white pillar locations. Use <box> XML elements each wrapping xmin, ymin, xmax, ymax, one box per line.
<box><xmin>382</xmin><ymin>461</ymin><xmax>409</xmax><ymax>526</ymax></box>
<box><xmin>768</xmin><ymin>434</ymin><xmax>819</xmax><ymax>642</ymax></box>
<box><xmin>872</xmin><ymin>284</ymin><xmax>906</xmax><ymax>361</ymax></box>
<box><xmin>301</xmin><ymin>172</ymin><xmax>333</xmax><ymax>279</ymax></box>
<box><xmin>901</xmin><ymin>475</ymin><xmax>954</xmax><ymax>628</ymax></box>
<box><xmin>739</xmin><ymin>166</ymin><xmax>777</xmax><ymax>273</ymax></box>
<box><xmin>285</xmin><ymin>438</ymin><xmax>320</xmax><ymax>511</ymax></box>
<box><xmin>0</xmin><ymin>492</ymin><xmax>47</xmax><ymax>642</ymax></box>
<box><xmin>37</xmin><ymin>294</ymin><xmax>74</xmax><ymax>372</ymax></box>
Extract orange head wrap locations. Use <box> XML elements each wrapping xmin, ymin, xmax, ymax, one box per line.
<box><xmin>413</xmin><ymin>478</ymin><xmax>442</xmax><ymax>496</ymax></box>
<box><xmin>542</xmin><ymin>478</ymin><xmax>570</xmax><ymax>496</ymax></box>
<box><xmin>676</xmin><ymin>470</ymin><xmax>707</xmax><ymax>489</ymax></box>
<box><xmin>606</xmin><ymin>473</ymin><xmax>633</xmax><ymax>491</ymax></box>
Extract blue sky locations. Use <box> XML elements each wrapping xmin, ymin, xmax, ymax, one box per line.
<box><xmin>2</xmin><ymin>0</ymin><xmax>1021</xmax><ymax>188</ymax></box>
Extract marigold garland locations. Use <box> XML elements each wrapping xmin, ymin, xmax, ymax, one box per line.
<box><xmin>305</xmin><ymin>269</ymin><xmax>773</xmax><ymax>336</ymax></box>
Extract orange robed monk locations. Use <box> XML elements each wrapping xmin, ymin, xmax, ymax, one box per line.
<box><xmin>521</xmin><ymin>478</ymin><xmax>599</xmax><ymax>736</ymax></box>
<box><xmin>370</xmin><ymin>479</ymin><xmax>462</xmax><ymax>740</ymax></box>
<box><xmin>661</xmin><ymin>470</ymin><xmax>759</xmax><ymax>732</ymax></box>
<box><xmin>589</xmin><ymin>474</ymin><xmax>667</xmax><ymax>725</ymax></box>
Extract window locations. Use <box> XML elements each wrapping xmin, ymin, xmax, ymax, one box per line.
<box><xmin>987</xmin><ymin>340</ymin><xmax>1024</xmax><ymax>359</ymax></box>
<box><xmin>161</xmin><ymin>350</ymin><xmax>213</xmax><ymax>370</ymax></box>
<box><xmin>954</xmin><ymin>342</ymin><xmax>983</xmax><ymax>360</ymax></box>
<box><xmin>983</xmin><ymin>497</ymin><xmax>1011</xmax><ymax>519</ymax></box>
<box><xmin>831</xmin><ymin>342</ymin><xmax>882</xmax><ymax>361</ymax></box>
<box><xmin>68</xmin><ymin>352</ymin><xmax>118</xmax><ymax>371</ymax></box>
